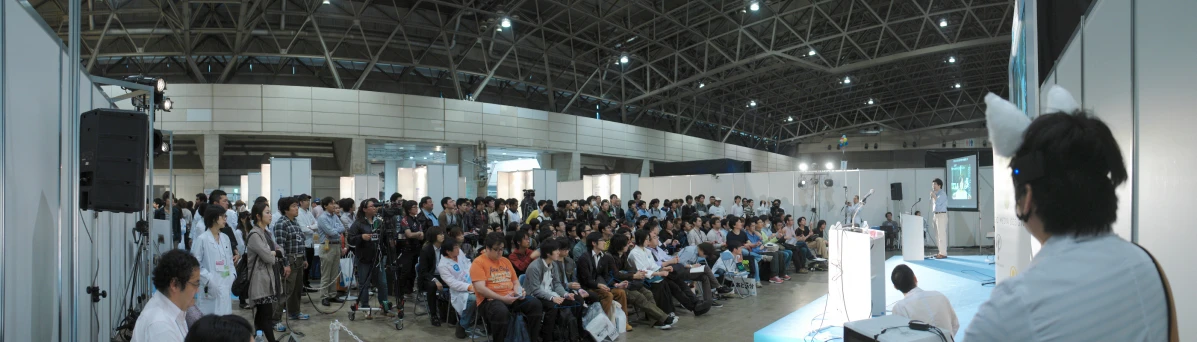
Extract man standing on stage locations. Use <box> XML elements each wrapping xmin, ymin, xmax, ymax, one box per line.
<box><xmin>931</xmin><ymin>178</ymin><xmax>948</xmax><ymax>259</ymax></box>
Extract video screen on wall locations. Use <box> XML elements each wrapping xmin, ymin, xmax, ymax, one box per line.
<box><xmin>946</xmin><ymin>155</ymin><xmax>979</xmax><ymax>211</ymax></box>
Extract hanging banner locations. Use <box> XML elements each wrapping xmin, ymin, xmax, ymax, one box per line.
<box><xmin>995</xmin><ymin>0</ymin><xmax>1041</xmax><ymax>284</ymax></box>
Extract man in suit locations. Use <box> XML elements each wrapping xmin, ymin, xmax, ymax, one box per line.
<box><xmin>438</xmin><ymin>197</ymin><xmax>462</xmax><ymax>229</ymax></box>
<box><xmin>576</xmin><ymin>232</ymin><xmax>627</xmax><ymax>318</ymax></box>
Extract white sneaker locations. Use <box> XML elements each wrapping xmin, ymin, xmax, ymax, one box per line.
<box><xmin>666</xmin><ymin>315</ymin><xmax>680</xmax><ymax>325</ymax></box>
<box><xmin>813</xmin><ymin>257</ymin><xmax>827</xmax><ymax>262</ymax></box>
<box><xmin>654</xmin><ymin>323</ymin><xmax>673</xmax><ymax>330</ymax></box>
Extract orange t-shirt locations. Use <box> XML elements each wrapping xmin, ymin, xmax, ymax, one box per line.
<box><xmin>469</xmin><ymin>255</ymin><xmax>517</xmax><ymax>305</ymax></box>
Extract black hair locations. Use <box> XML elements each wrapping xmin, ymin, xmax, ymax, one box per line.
<box><xmin>185</xmin><ymin>314</ymin><xmax>253</xmax><ymax>342</ymax></box>
<box><xmin>727</xmin><ymin>216</ymin><xmax>742</xmax><ymax>229</ymax></box>
<box><xmin>425</xmin><ymin>226</ymin><xmax>445</xmax><ymax>246</ymax></box>
<box><xmin>338</xmin><ymin>198</ymin><xmax>355</xmax><ymax>213</ymax></box>
<box><xmin>152</xmin><ymin>249</ymin><xmax>199</xmax><ymax>295</ymax></box>
<box><xmin>1012</xmin><ymin>112</ymin><xmax>1128</xmax><ymax>237</ymax></box>
<box><xmin>698</xmin><ymin>242</ymin><xmax>716</xmax><ymax>259</ymax></box>
<box><xmin>608</xmin><ymin>234</ymin><xmax>629</xmax><ymax>255</ymax></box>
<box><xmin>817</xmin><ymin>220</ymin><xmax>827</xmax><ymax>229</ymax></box>
<box><xmin>633</xmin><ymin>229</ymin><xmax>650</xmax><ymax>246</ymax></box>
<box><xmin>932</xmin><ymin>178</ymin><xmax>943</xmax><ymax>188</ymax></box>
<box><xmin>442</xmin><ymin>238</ymin><xmax>460</xmax><ymax>257</ymax></box>
<box><xmin>421</xmin><ymin>196</ymin><xmax>434</xmax><ymax>208</ymax></box>
<box><xmin>891</xmin><ymin>264</ymin><xmax>916</xmax><ymax>293</ymax></box>
<box><xmin>251</xmin><ymin>202</ymin><xmax>270</xmax><ymax>227</ymax></box>
<box><xmin>633</xmin><ymin>190</ymin><xmax>642</xmax><ymax>199</ymax></box>
<box><xmin>726</xmin><ymin>240</ymin><xmax>743</xmax><ymax>252</ymax></box>
<box><xmin>649</xmin><ymin>198</ymin><xmax>659</xmax><ymax>207</ymax></box>
<box><xmin>585</xmin><ymin>232</ymin><xmax>604</xmax><ymax>251</ymax></box>
<box><xmin>402</xmin><ymin>200</ymin><xmax>419</xmax><ymax>216</ymax></box>
<box><xmin>202</xmin><ymin>206</ymin><xmax>226</xmax><ymax>230</ymax></box>
<box><xmin>277</xmin><ymin>196</ymin><xmax>298</xmax><ymax>217</ymax></box>
<box><xmin>885</xmin><ymin>212</ymin><xmax>893</xmax><ymax>217</ymax></box>
<box><xmin>209</xmin><ymin>189</ymin><xmax>228</xmax><ymax>204</ymax></box>
<box><xmin>356</xmin><ymin>198</ymin><xmax>379</xmax><ymax>223</ymax></box>
<box><xmin>915</xmin><ymin>210</ymin><xmax>922</xmax><ymax>215</ymax></box>
<box><xmin>196</xmin><ymin>193</ymin><xmax>208</xmax><ymax>202</ymax></box>
<box><xmin>685</xmin><ymin>195</ymin><xmax>693</xmax><ymax>201</ymax></box>
<box><xmin>390</xmin><ymin>192</ymin><xmax>403</xmax><ymax>203</ymax></box>
<box><xmin>509</xmin><ymin>230</ymin><xmax>528</xmax><ymax>250</ymax></box>
<box><xmin>153</xmin><ymin>198</ymin><xmax>166</xmax><ymax>207</ymax></box>
<box><xmin>321</xmin><ymin>196</ymin><xmax>337</xmax><ymax>210</ymax></box>
<box><xmin>506</xmin><ymin>222</ymin><xmax>519</xmax><ymax>232</ymax></box>
<box><xmin>254</xmin><ymin>196</ymin><xmax>268</xmax><ymax>204</ymax></box>
<box><xmin>484</xmin><ymin>232</ymin><xmax>506</xmax><ymax>250</ymax></box>
<box><xmin>538</xmin><ymin>239</ymin><xmax>560</xmax><ymax>256</ymax></box>
<box><xmin>441</xmin><ymin>196</ymin><xmax>452</xmax><ymax>208</ymax></box>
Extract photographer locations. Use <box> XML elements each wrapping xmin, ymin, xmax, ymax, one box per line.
<box><xmin>397</xmin><ymin>200</ymin><xmax>426</xmax><ymax>300</ymax></box>
<box><xmin>346</xmin><ymin>198</ymin><xmax>392</xmax><ymax>317</ymax></box>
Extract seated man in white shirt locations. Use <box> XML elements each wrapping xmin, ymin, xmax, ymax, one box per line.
<box><xmin>890</xmin><ymin>264</ymin><xmax>959</xmax><ymax>340</ymax></box>
<box><xmin>132</xmin><ymin>249</ymin><xmax>201</xmax><ymax>342</ymax></box>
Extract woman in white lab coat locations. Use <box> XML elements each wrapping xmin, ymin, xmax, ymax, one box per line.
<box><xmin>192</xmin><ymin>206</ymin><xmax>238</xmax><ymax>315</ymax></box>
<box><xmin>436</xmin><ymin>239</ymin><xmax>479</xmax><ymax>338</ymax></box>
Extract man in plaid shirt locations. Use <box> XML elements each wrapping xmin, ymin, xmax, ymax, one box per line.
<box><xmin>272</xmin><ymin>196</ymin><xmax>311</xmax><ymax>325</ymax></box>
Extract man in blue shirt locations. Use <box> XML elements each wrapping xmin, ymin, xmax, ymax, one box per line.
<box><xmin>421</xmin><ymin>196</ymin><xmax>440</xmax><ymax>228</ymax></box>
<box><xmin>316</xmin><ymin>196</ymin><xmax>346</xmax><ymax>306</ymax></box>
<box><xmin>930</xmin><ymin>178</ymin><xmax>948</xmax><ymax>259</ymax></box>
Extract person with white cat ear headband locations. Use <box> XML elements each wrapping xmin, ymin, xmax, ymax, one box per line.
<box><xmin>963</xmin><ymin>86</ymin><xmax>1177</xmax><ymax>342</ymax></box>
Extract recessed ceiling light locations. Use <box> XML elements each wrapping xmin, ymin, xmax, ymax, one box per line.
<box><xmin>619</xmin><ymin>55</ymin><xmax>629</xmax><ymax>64</ymax></box>
<box><xmin>939</xmin><ymin>19</ymin><xmax>948</xmax><ymax>27</ymax></box>
<box><xmin>843</xmin><ymin>77</ymin><xmax>851</xmax><ymax>84</ymax></box>
<box><xmin>867</xmin><ymin>98</ymin><xmax>874</xmax><ymax>105</ymax></box>
<box><xmin>749</xmin><ymin>2</ymin><xmax>760</xmax><ymax>11</ymax></box>
<box><xmin>501</xmin><ymin>18</ymin><xmax>512</xmax><ymax>28</ymax></box>
<box><xmin>948</xmin><ymin>56</ymin><xmax>956</xmax><ymax>63</ymax></box>
<box><xmin>808</xmin><ymin>49</ymin><xmax>817</xmax><ymax>56</ymax></box>
<box><xmin>954</xmin><ymin>83</ymin><xmax>961</xmax><ymax>89</ymax></box>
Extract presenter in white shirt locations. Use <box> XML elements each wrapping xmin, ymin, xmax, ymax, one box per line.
<box><xmin>930</xmin><ymin>179</ymin><xmax>949</xmax><ymax>258</ymax></box>
<box><xmin>965</xmin><ymin>89</ymin><xmax>1174</xmax><ymax>341</ymax></box>
<box><xmin>132</xmin><ymin>249</ymin><xmax>201</xmax><ymax>342</ymax></box>
<box><xmin>844</xmin><ymin>195</ymin><xmax>864</xmax><ymax>226</ymax></box>
<box><xmin>889</xmin><ymin>264</ymin><xmax>958</xmax><ymax>340</ymax></box>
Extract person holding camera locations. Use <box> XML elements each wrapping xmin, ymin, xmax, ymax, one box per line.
<box><xmin>347</xmin><ymin>198</ymin><xmax>393</xmax><ymax>317</ymax></box>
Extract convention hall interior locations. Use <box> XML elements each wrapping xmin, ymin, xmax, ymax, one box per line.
<box><xmin>1</xmin><ymin>0</ymin><xmax>1194</xmax><ymax>341</ymax></box>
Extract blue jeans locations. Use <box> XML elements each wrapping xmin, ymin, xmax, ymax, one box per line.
<box><xmin>458</xmin><ymin>292</ymin><xmax>476</xmax><ymax>328</ymax></box>
<box><xmin>355</xmin><ymin>259</ymin><xmax>388</xmax><ymax>308</ymax></box>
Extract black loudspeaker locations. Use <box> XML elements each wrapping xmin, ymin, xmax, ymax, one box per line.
<box><xmin>80</xmin><ymin>109</ymin><xmax>149</xmax><ymax>213</ymax></box>
<box><xmin>890</xmin><ymin>183</ymin><xmax>903</xmax><ymax>201</ymax></box>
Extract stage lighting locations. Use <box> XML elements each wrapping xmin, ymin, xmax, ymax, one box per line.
<box><xmin>939</xmin><ymin>19</ymin><xmax>948</xmax><ymax>27</ymax></box>
<box><xmin>866</xmin><ymin>98</ymin><xmax>874</xmax><ymax>105</ymax></box>
<box><xmin>948</xmin><ymin>56</ymin><xmax>956</xmax><ymax>63</ymax></box>
<box><xmin>843</xmin><ymin>77</ymin><xmax>851</xmax><ymax>84</ymax></box>
<box><xmin>864</xmin><ymin>144</ymin><xmax>868</xmax><ymax>150</ymax></box>
<box><xmin>954</xmin><ymin>83</ymin><xmax>962</xmax><ymax>89</ymax></box>
<box><xmin>698</xmin><ymin>82</ymin><xmax>705</xmax><ymax>88</ymax></box>
<box><xmin>323</xmin><ymin>0</ymin><xmax>330</xmax><ymax>4</ymax></box>
<box><xmin>799</xmin><ymin>163</ymin><xmax>808</xmax><ymax>171</ymax></box>
<box><xmin>749</xmin><ymin>100</ymin><xmax>757</xmax><ymax>107</ymax></box>
<box><xmin>501</xmin><ymin>17</ymin><xmax>512</xmax><ymax>28</ymax></box>
<box><xmin>787</xmin><ymin>116</ymin><xmax>794</xmax><ymax>122</ymax></box>
<box><xmin>952</xmin><ymin>141</ymin><xmax>957</xmax><ymax>148</ymax></box>
<box><xmin>827</xmin><ymin>145</ymin><xmax>832</xmax><ymax>150</ymax></box>
<box><xmin>799</xmin><ymin>179</ymin><xmax>807</xmax><ymax>187</ymax></box>
<box><xmin>749</xmin><ymin>2</ymin><xmax>759</xmax><ymax>11</ymax></box>
<box><xmin>825</xmin><ymin>162</ymin><xmax>835</xmax><ymax>170</ymax></box>
<box><xmin>155</xmin><ymin>78</ymin><xmax>167</xmax><ymax>92</ymax></box>
<box><xmin>152</xmin><ymin>129</ymin><xmax>171</xmax><ymax>157</ymax></box>
<box><xmin>808</xmin><ymin>49</ymin><xmax>817</xmax><ymax>56</ymax></box>
<box><xmin>162</xmin><ymin>98</ymin><xmax>173</xmax><ymax>112</ymax></box>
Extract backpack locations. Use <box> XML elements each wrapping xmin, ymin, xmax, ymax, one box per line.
<box><xmin>230</xmin><ymin>231</ymin><xmax>260</xmax><ymax>298</ymax></box>
<box><xmin>553</xmin><ymin>307</ymin><xmax>585</xmax><ymax>342</ymax></box>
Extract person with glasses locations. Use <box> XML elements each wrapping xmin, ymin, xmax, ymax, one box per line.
<box><xmin>132</xmin><ymin>249</ymin><xmax>201</xmax><ymax>342</ymax></box>
<box><xmin>471</xmin><ymin>232</ymin><xmax>544</xmax><ymax>342</ymax></box>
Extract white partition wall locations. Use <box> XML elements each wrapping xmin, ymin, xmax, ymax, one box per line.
<box><xmin>558</xmin><ymin>180</ymin><xmax>584</xmax><ymax>202</ymax></box>
<box><xmin>352</xmin><ymin>174</ymin><xmax>380</xmax><ymax>202</ymax></box>
<box><xmin>459</xmin><ymin>177</ymin><xmax>468</xmax><ymax>198</ymax></box>
<box><xmin>532</xmin><ymin>169</ymin><xmax>558</xmax><ymax>202</ymax></box>
<box><xmin>426</xmin><ymin>165</ymin><xmax>460</xmax><ymax>208</ymax></box>
<box><xmin>247</xmin><ymin>173</ymin><xmax>262</xmax><ymax>202</ymax></box>
<box><xmin>583</xmin><ymin>173</ymin><xmax>639</xmax><ymax>201</ymax></box>
<box><xmin>496</xmin><ymin>171</ymin><xmax>533</xmax><ymax>199</ymax></box>
<box><xmin>339</xmin><ymin>176</ymin><xmax>355</xmax><ymax>199</ymax></box>
<box><xmin>269</xmin><ymin>158</ymin><xmax>312</xmax><ymax>203</ymax></box>
<box><xmin>397</xmin><ymin>166</ymin><xmax>429</xmax><ymax>200</ymax></box>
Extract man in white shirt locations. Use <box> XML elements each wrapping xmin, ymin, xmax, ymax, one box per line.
<box><xmin>132</xmin><ymin>249</ymin><xmax>201</xmax><ymax>342</ymax></box>
<box><xmin>296</xmin><ymin>194</ymin><xmax>319</xmax><ymax>291</ymax></box>
<box><xmin>191</xmin><ymin>190</ymin><xmax>238</xmax><ymax>245</ymax></box>
<box><xmin>890</xmin><ymin>264</ymin><xmax>959</xmax><ymax>339</ymax></box>
<box><xmin>707</xmin><ymin>197</ymin><xmax>725</xmax><ymax>217</ymax></box>
<box><xmin>729</xmin><ymin>196</ymin><xmax>744</xmax><ymax>217</ymax></box>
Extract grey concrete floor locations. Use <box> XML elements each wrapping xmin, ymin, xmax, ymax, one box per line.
<box><xmin>234</xmin><ymin>247</ymin><xmax>987</xmax><ymax>342</ymax></box>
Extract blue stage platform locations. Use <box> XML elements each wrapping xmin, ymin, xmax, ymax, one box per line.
<box><xmin>754</xmin><ymin>255</ymin><xmax>995</xmax><ymax>342</ymax></box>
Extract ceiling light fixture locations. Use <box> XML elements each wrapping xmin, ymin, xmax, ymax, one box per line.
<box><xmin>749</xmin><ymin>2</ymin><xmax>760</xmax><ymax>11</ymax></box>
<box><xmin>939</xmin><ymin>19</ymin><xmax>948</xmax><ymax>27</ymax></box>
<box><xmin>948</xmin><ymin>56</ymin><xmax>956</xmax><ymax>63</ymax></box>
<box><xmin>866</xmin><ymin>98</ymin><xmax>874</xmax><ymax>105</ymax></box>
<box><xmin>749</xmin><ymin>100</ymin><xmax>757</xmax><ymax>107</ymax></box>
<box><xmin>698</xmin><ymin>82</ymin><xmax>705</xmax><ymax>88</ymax></box>
<box><xmin>808</xmin><ymin>49</ymin><xmax>817</xmax><ymax>56</ymax></box>
<box><xmin>825</xmin><ymin>162</ymin><xmax>835</xmax><ymax>170</ymax></box>
<box><xmin>843</xmin><ymin>77</ymin><xmax>851</xmax><ymax>84</ymax></box>
<box><xmin>954</xmin><ymin>83</ymin><xmax>962</xmax><ymax>89</ymax></box>
<box><xmin>501</xmin><ymin>17</ymin><xmax>512</xmax><ymax>28</ymax></box>
<box><xmin>787</xmin><ymin>116</ymin><xmax>794</xmax><ymax>122</ymax></box>
<box><xmin>799</xmin><ymin>163</ymin><xmax>808</xmax><ymax>171</ymax></box>
<box><xmin>619</xmin><ymin>55</ymin><xmax>629</xmax><ymax>64</ymax></box>
<box><xmin>322</xmin><ymin>0</ymin><xmax>329</xmax><ymax>4</ymax></box>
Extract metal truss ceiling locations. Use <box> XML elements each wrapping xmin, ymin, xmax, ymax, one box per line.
<box><xmin>33</xmin><ymin>0</ymin><xmax>1014</xmax><ymax>153</ymax></box>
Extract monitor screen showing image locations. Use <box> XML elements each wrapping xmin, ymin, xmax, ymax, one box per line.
<box><xmin>946</xmin><ymin>155</ymin><xmax>979</xmax><ymax>211</ymax></box>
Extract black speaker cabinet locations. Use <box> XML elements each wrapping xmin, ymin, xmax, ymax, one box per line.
<box><xmin>80</xmin><ymin>108</ymin><xmax>149</xmax><ymax>213</ymax></box>
<box><xmin>890</xmin><ymin>182</ymin><xmax>903</xmax><ymax>201</ymax></box>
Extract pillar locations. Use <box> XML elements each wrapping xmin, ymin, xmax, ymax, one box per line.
<box><xmin>384</xmin><ymin>160</ymin><xmax>398</xmax><ymax>197</ymax></box>
<box><xmin>460</xmin><ymin>147</ymin><xmax>478</xmax><ymax>198</ymax></box>
<box><xmin>201</xmin><ymin>134</ymin><xmax>221</xmax><ymax>191</ymax></box>
<box><xmin>350</xmin><ymin>138</ymin><xmax>366</xmax><ymax>175</ymax></box>
<box><xmin>640</xmin><ymin>159</ymin><xmax>650</xmax><ymax>177</ymax></box>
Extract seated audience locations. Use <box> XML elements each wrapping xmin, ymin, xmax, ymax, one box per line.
<box><xmin>891</xmin><ymin>264</ymin><xmax>959</xmax><ymax>339</ymax></box>
<box><xmin>608</xmin><ymin>234</ymin><xmax>677</xmax><ymax>330</ymax></box>
<box><xmin>506</xmin><ymin>230</ymin><xmax>537</xmax><ymax>275</ymax></box>
<box><xmin>438</xmin><ymin>239</ymin><xmax>484</xmax><ymax>339</ymax></box>
<box><xmin>525</xmin><ymin>239</ymin><xmax>585</xmax><ymax>341</ymax></box>
<box><xmin>471</xmin><ymin>232</ymin><xmax>544</xmax><ymax>342</ymax></box>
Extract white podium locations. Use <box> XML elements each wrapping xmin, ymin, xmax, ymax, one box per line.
<box><xmin>828</xmin><ymin>227</ymin><xmax>886</xmax><ymax>322</ymax></box>
<box><xmin>901</xmin><ymin>214</ymin><xmax>926</xmax><ymax>261</ymax></box>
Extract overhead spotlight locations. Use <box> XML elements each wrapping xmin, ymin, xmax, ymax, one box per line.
<box><xmin>842</xmin><ymin>77</ymin><xmax>851</xmax><ymax>84</ymax></box>
<box><xmin>954</xmin><ymin>83</ymin><xmax>962</xmax><ymax>89</ymax></box>
<box><xmin>429</xmin><ymin>152</ymin><xmax>434</xmax><ymax>155</ymax></box>
<box><xmin>496</xmin><ymin>27</ymin><xmax>503</xmax><ymax>32</ymax></box>
<box><xmin>799</xmin><ymin>163</ymin><xmax>808</xmax><ymax>171</ymax></box>
<box><xmin>749</xmin><ymin>100</ymin><xmax>757</xmax><ymax>107</ymax></box>
<box><xmin>501</xmin><ymin>17</ymin><xmax>512</xmax><ymax>28</ymax></box>
<box><xmin>873</xmin><ymin>143</ymin><xmax>878</xmax><ymax>149</ymax></box>
<box><xmin>322</xmin><ymin>0</ymin><xmax>329</xmax><ymax>4</ymax></box>
<box><xmin>808</xmin><ymin>49</ymin><xmax>817</xmax><ymax>56</ymax></box>
<box><xmin>502</xmin><ymin>152</ymin><xmax>507</xmax><ymax>155</ymax></box>
<box><xmin>749</xmin><ymin>2</ymin><xmax>760</xmax><ymax>11</ymax></box>
<box><xmin>799</xmin><ymin>179</ymin><xmax>807</xmax><ymax>187</ymax></box>
<box><xmin>939</xmin><ymin>19</ymin><xmax>948</xmax><ymax>27</ymax></box>
<box><xmin>952</xmin><ymin>141</ymin><xmax>957</xmax><ymax>148</ymax></box>
<box><xmin>825</xmin><ymin>162</ymin><xmax>835</xmax><ymax>170</ymax></box>
<box><xmin>155</xmin><ymin>78</ymin><xmax>167</xmax><ymax>92</ymax></box>
<box><xmin>903</xmin><ymin>141</ymin><xmax>908</xmax><ymax>148</ymax></box>
<box><xmin>162</xmin><ymin>97</ymin><xmax>173</xmax><ymax>112</ymax></box>
<box><xmin>152</xmin><ymin>130</ymin><xmax>171</xmax><ymax>157</ymax></box>
<box><xmin>619</xmin><ymin>55</ymin><xmax>629</xmax><ymax>64</ymax></box>
<box><xmin>698</xmin><ymin>82</ymin><xmax>705</xmax><ymax>88</ymax></box>
<box><xmin>948</xmin><ymin>56</ymin><xmax>956</xmax><ymax>63</ymax></box>
<box><xmin>866</xmin><ymin>98</ymin><xmax>874</xmax><ymax>105</ymax></box>
<box><xmin>787</xmin><ymin>116</ymin><xmax>794</xmax><ymax>122</ymax></box>
<box><xmin>942</xmin><ymin>141</ymin><xmax>947</xmax><ymax>147</ymax></box>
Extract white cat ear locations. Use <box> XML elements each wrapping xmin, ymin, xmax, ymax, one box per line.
<box><xmin>984</xmin><ymin>93</ymin><xmax>1031</xmax><ymax>157</ymax></box>
<box><xmin>1042</xmin><ymin>85</ymin><xmax>1080</xmax><ymax>114</ymax></box>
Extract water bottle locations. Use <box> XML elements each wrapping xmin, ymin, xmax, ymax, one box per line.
<box><xmin>255</xmin><ymin>330</ymin><xmax>265</xmax><ymax>342</ymax></box>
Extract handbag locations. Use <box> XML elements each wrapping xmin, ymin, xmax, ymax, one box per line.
<box><xmin>230</xmin><ymin>231</ymin><xmax>260</xmax><ymax>298</ymax></box>
<box><xmin>583</xmin><ymin>302</ymin><xmax>619</xmax><ymax>342</ymax></box>
<box><xmin>340</xmin><ymin>251</ymin><xmax>357</xmax><ymax>287</ymax></box>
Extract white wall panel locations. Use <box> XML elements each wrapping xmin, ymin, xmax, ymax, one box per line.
<box><xmin>359</xmin><ymin>90</ymin><xmax>404</xmax><ymax>105</ymax></box>
<box><xmin>1083</xmin><ymin>0</ymin><xmax>1134</xmax><ymax>240</ymax></box>
<box><xmin>558</xmin><ymin>180</ymin><xmax>584</xmax><ymax>203</ymax></box>
<box><xmin>741</xmin><ymin>173</ymin><xmax>771</xmax><ymax>204</ymax></box>
<box><xmin>767</xmin><ymin>172</ymin><xmax>797</xmax><ymax>214</ymax></box>
<box><xmin>263</xmin><ymin>85</ymin><xmax>311</xmax><ymax>98</ymax></box>
<box><xmin>1054</xmin><ymin>35</ymin><xmax>1084</xmax><ymax>104</ymax></box>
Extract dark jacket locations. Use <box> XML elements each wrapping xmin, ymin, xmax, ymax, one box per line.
<box><xmin>347</xmin><ymin>218</ymin><xmax>380</xmax><ymax>263</ymax></box>
<box><xmin>417</xmin><ymin>243</ymin><xmax>439</xmax><ymax>288</ymax></box>
<box><xmin>577</xmin><ymin>251</ymin><xmax>606</xmax><ymax>290</ymax></box>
